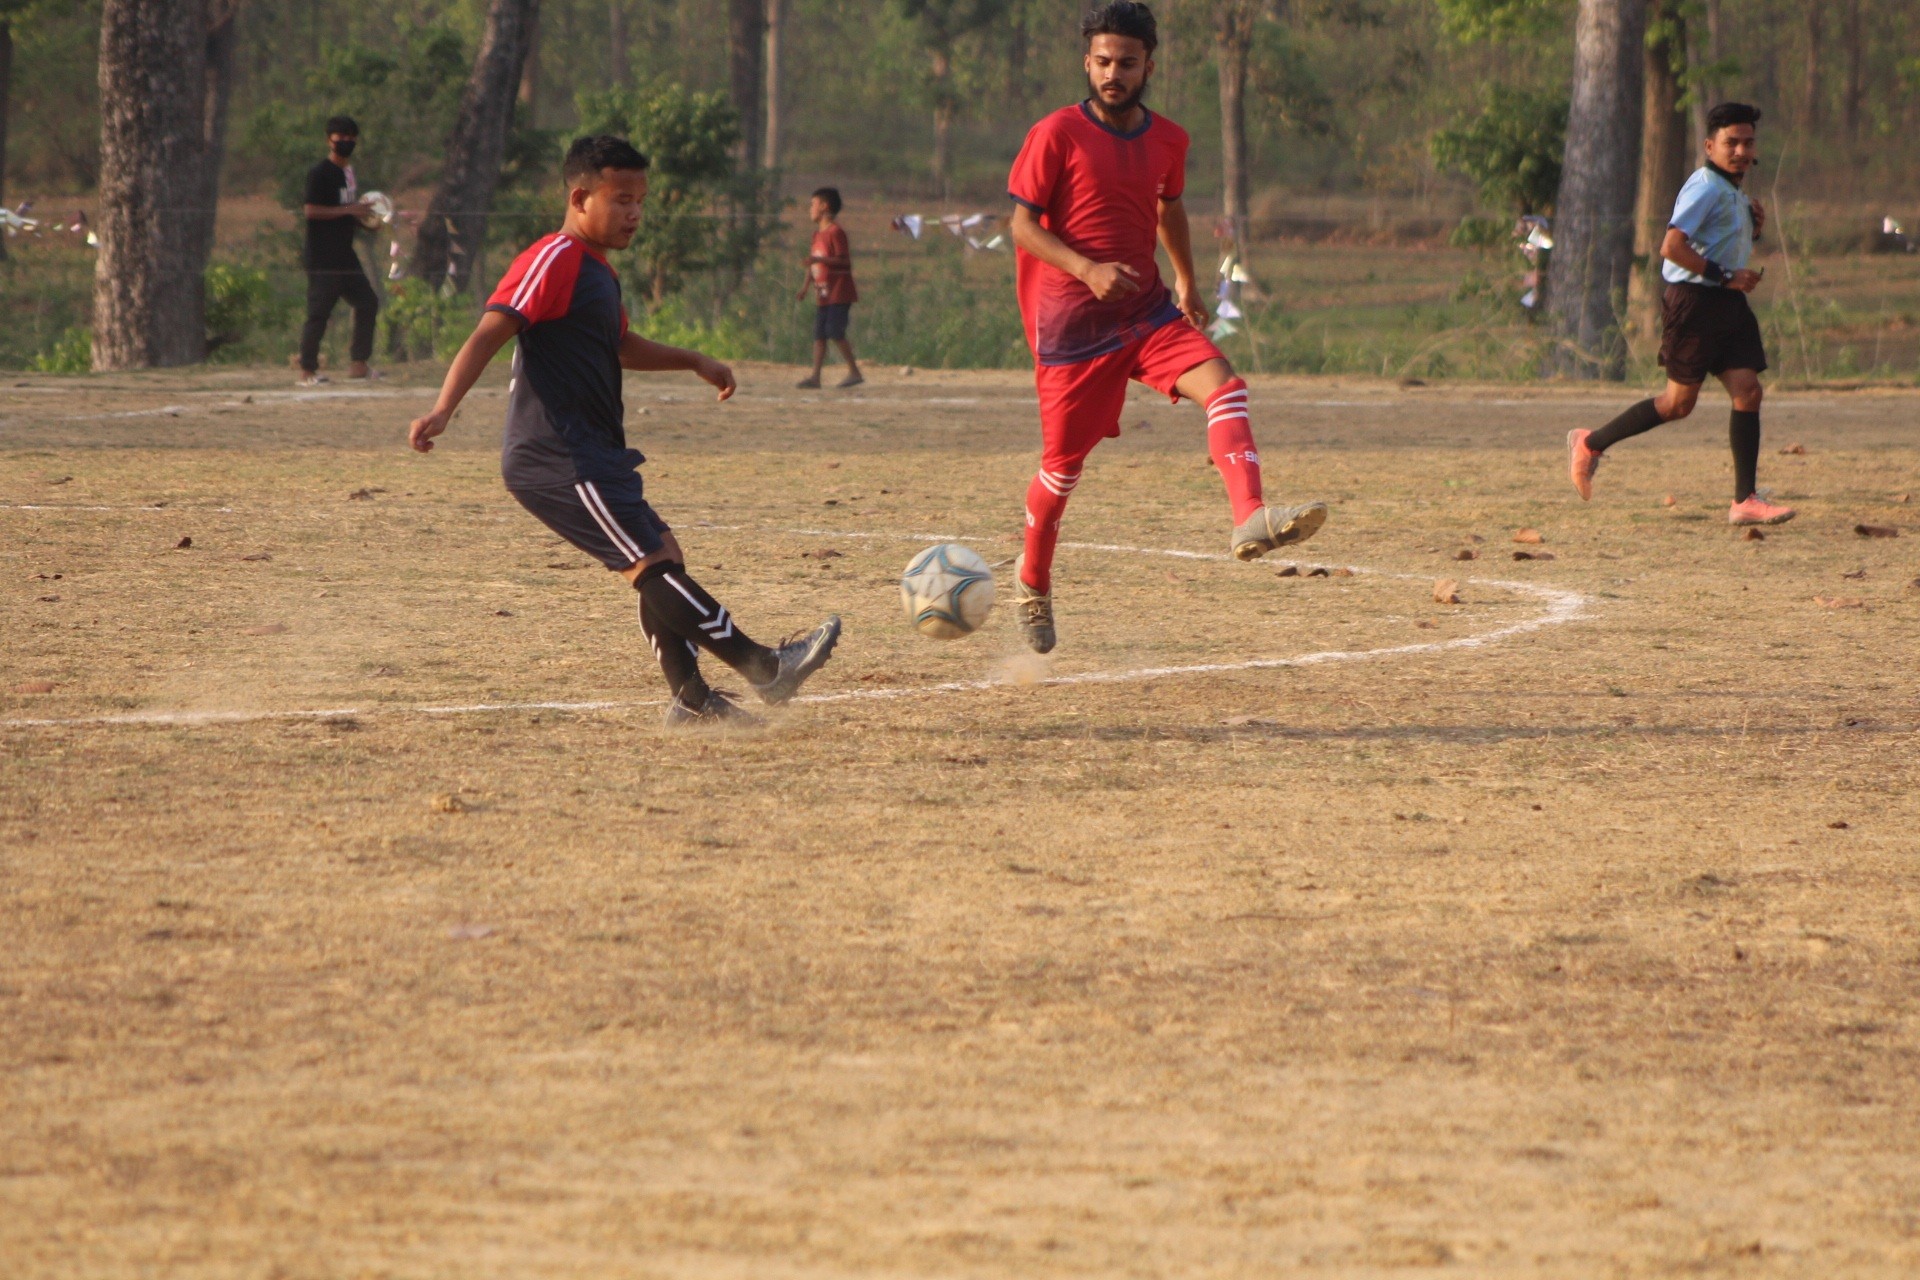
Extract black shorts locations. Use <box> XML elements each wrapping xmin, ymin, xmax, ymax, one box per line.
<box><xmin>1659</xmin><ymin>282</ymin><xmax>1767</xmax><ymax>385</ymax></box>
<box><xmin>814</xmin><ymin>303</ymin><xmax>852</xmax><ymax>342</ymax></box>
<box><xmin>509</xmin><ymin>476</ymin><xmax>670</xmax><ymax>571</ymax></box>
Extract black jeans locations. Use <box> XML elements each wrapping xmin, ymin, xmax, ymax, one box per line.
<box><xmin>300</xmin><ymin>266</ymin><xmax>378</xmax><ymax>372</ymax></box>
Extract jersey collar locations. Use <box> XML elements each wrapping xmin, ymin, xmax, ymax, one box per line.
<box><xmin>560</xmin><ymin>231</ymin><xmax>611</xmax><ymax>265</ymax></box>
<box><xmin>1705</xmin><ymin>159</ymin><xmax>1745</xmax><ymax>188</ymax></box>
<box><xmin>1079</xmin><ymin>99</ymin><xmax>1154</xmax><ymax>141</ymax></box>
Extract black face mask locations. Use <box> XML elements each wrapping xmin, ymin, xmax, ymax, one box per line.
<box><xmin>332</xmin><ymin>138</ymin><xmax>357</xmax><ymax>159</ymax></box>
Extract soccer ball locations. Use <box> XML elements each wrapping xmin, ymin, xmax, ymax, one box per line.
<box><xmin>900</xmin><ymin>543</ymin><xmax>995</xmax><ymax>639</ymax></box>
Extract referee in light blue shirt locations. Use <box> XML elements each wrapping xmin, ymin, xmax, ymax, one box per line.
<box><xmin>1566</xmin><ymin>103</ymin><xmax>1795</xmax><ymax>527</ymax></box>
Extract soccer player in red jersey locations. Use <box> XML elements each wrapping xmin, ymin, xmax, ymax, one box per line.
<box><xmin>407</xmin><ymin>136</ymin><xmax>840</xmax><ymax>726</ymax></box>
<box><xmin>1005</xmin><ymin>1</ymin><xmax>1326</xmax><ymax>653</ymax></box>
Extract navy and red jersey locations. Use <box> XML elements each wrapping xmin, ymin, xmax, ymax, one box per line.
<box><xmin>485</xmin><ymin>232</ymin><xmax>636</xmax><ymax>489</ymax></box>
<box><xmin>1008</xmin><ymin>102</ymin><xmax>1187</xmax><ymax>366</ymax></box>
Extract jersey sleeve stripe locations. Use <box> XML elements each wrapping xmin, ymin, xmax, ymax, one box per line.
<box><xmin>1008</xmin><ymin>192</ymin><xmax>1045</xmax><ymax>214</ymax></box>
<box><xmin>509</xmin><ymin>236</ymin><xmax>574</xmax><ymax>314</ymax></box>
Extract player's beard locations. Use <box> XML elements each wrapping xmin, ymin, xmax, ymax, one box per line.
<box><xmin>1086</xmin><ymin>72</ymin><xmax>1149</xmax><ymax>118</ymax></box>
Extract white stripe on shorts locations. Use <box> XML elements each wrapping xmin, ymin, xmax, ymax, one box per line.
<box><xmin>575</xmin><ymin>481</ymin><xmax>644</xmax><ymax>563</ymax></box>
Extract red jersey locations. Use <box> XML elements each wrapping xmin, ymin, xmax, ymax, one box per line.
<box><xmin>809</xmin><ymin>224</ymin><xmax>857</xmax><ymax>305</ymax></box>
<box><xmin>1007</xmin><ymin>102</ymin><xmax>1187</xmax><ymax>366</ymax></box>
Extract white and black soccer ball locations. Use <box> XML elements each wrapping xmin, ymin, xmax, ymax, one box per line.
<box><xmin>900</xmin><ymin>543</ymin><xmax>995</xmax><ymax>639</ymax></box>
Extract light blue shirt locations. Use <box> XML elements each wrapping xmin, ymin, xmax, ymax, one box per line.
<box><xmin>1662</xmin><ymin>166</ymin><xmax>1753</xmax><ymax>285</ymax></box>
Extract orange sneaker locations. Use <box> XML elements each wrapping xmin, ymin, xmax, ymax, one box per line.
<box><xmin>1728</xmin><ymin>495</ymin><xmax>1796</xmax><ymax>526</ymax></box>
<box><xmin>1567</xmin><ymin>429</ymin><xmax>1601</xmax><ymax>501</ymax></box>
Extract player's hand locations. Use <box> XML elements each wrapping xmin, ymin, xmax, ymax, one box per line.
<box><xmin>1175</xmin><ymin>280</ymin><xmax>1210</xmax><ymax>328</ymax></box>
<box><xmin>1728</xmin><ymin>268</ymin><xmax>1763</xmax><ymax>293</ymax></box>
<box><xmin>695</xmin><ymin>356</ymin><xmax>736</xmax><ymax>402</ymax></box>
<box><xmin>409</xmin><ymin>408</ymin><xmax>451</xmax><ymax>453</ymax></box>
<box><xmin>1079</xmin><ymin>261</ymin><xmax>1141</xmax><ymax>301</ymax></box>
<box><xmin>1749</xmin><ymin>198</ymin><xmax>1767</xmax><ymax>236</ymax></box>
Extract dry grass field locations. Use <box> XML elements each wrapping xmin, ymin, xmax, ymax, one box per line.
<box><xmin>4</xmin><ymin>364</ymin><xmax>1920</xmax><ymax>1277</ymax></box>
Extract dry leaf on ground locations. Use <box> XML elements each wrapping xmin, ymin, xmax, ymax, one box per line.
<box><xmin>12</xmin><ymin>680</ymin><xmax>56</xmax><ymax>694</ymax></box>
<box><xmin>1813</xmin><ymin>596</ymin><xmax>1866</xmax><ymax>609</ymax></box>
<box><xmin>1780</xmin><ymin>443</ymin><xmax>1807</xmax><ymax>455</ymax></box>
<box><xmin>1433</xmin><ymin>579</ymin><xmax>1461</xmax><ymax>604</ymax></box>
<box><xmin>1854</xmin><ymin>524</ymin><xmax>1900</xmax><ymax>538</ymax></box>
<box><xmin>1513</xmin><ymin>528</ymin><xmax>1544</xmax><ymax>544</ymax></box>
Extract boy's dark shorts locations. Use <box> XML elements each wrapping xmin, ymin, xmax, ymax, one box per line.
<box><xmin>509</xmin><ymin>476</ymin><xmax>670</xmax><ymax>571</ymax></box>
<box><xmin>1659</xmin><ymin>282</ymin><xmax>1768</xmax><ymax>385</ymax></box>
<box><xmin>814</xmin><ymin>303</ymin><xmax>852</xmax><ymax>342</ymax></box>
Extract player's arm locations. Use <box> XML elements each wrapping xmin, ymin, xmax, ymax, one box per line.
<box><xmin>619</xmin><ymin>329</ymin><xmax>736</xmax><ymax>402</ymax></box>
<box><xmin>1156</xmin><ymin>196</ymin><xmax>1208</xmax><ymax>327</ymax></box>
<box><xmin>1009</xmin><ymin>204</ymin><xmax>1139</xmax><ymax>301</ymax></box>
<box><xmin>1659</xmin><ymin>226</ymin><xmax>1761</xmax><ymax>293</ymax></box>
<box><xmin>304</xmin><ymin>201</ymin><xmax>371</xmax><ymax>219</ymax></box>
<box><xmin>408</xmin><ymin>310</ymin><xmax>521</xmax><ymax>453</ymax></box>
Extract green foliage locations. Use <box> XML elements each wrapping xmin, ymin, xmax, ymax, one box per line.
<box><xmin>240</xmin><ymin>25</ymin><xmax>471</xmax><ymax>208</ymax></box>
<box><xmin>380</xmin><ymin>278</ymin><xmax>478</xmax><ymax>362</ymax></box>
<box><xmin>1430</xmin><ymin>85</ymin><xmax>1568</xmax><ymax>215</ymax></box>
<box><xmin>1433</xmin><ymin>0</ymin><xmax>1569</xmax><ymax>42</ymax></box>
<box><xmin>204</xmin><ymin>264</ymin><xmax>284</xmax><ymax>356</ymax></box>
<box><xmin>1449</xmin><ymin>215</ymin><xmax>1508</xmax><ymax>251</ymax></box>
<box><xmin>575</xmin><ymin>83</ymin><xmax>777</xmax><ymax>304</ymax></box>
<box><xmin>29</xmin><ymin>326</ymin><xmax>91</xmax><ymax>374</ymax></box>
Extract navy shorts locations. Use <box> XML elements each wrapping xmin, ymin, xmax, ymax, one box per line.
<box><xmin>814</xmin><ymin>303</ymin><xmax>852</xmax><ymax>342</ymax></box>
<box><xmin>1659</xmin><ymin>283</ymin><xmax>1768</xmax><ymax>384</ymax></box>
<box><xmin>510</xmin><ymin>476</ymin><xmax>670</xmax><ymax>570</ymax></box>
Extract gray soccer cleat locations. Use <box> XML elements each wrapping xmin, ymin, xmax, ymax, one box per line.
<box><xmin>663</xmin><ymin>686</ymin><xmax>761</xmax><ymax>728</ymax></box>
<box><xmin>751</xmin><ymin>615</ymin><xmax>842</xmax><ymax>704</ymax></box>
<box><xmin>1231</xmin><ymin>501</ymin><xmax>1328</xmax><ymax>562</ymax></box>
<box><xmin>1012</xmin><ymin>555</ymin><xmax>1057</xmax><ymax>654</ymax></box>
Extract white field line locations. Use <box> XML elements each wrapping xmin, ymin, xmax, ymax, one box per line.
<box><xmin>1</xmin><ymin>529</ymin><xmax>1593</xmax><ymax>730</ymax></box>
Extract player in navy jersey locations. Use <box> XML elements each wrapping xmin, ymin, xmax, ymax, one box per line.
<box><xmin>1004</xmin><ymin>2</ymin><xmax>1326</xmax><ymax>654</ymax></box>
<box><xmin>407</xmin><ymin>136</ymin><xmax>839</xmax><ymax>726</ymax></box>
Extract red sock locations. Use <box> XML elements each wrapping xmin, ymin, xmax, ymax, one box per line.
<box><xmin>1205</xmin><ymin>377</ymin><xmax>1265</xmax><ymax>523</ymax></box>
<box><xmin>1020</xmin><ymin>465</ymin><xmax>1080</xmax><ymax>595</ymax></box>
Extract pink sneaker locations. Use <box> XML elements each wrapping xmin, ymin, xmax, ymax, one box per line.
<box><xmin>1728</xmin><ymin>495</ymin><xmax>1796</xmax><ymax>526</ymax></box>
<box><xmin>1567</xmin><ymin>429</ymin><xmax>1601</xmax><ymax>501</ymax></box>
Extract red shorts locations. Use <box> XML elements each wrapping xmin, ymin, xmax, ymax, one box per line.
<box><xmin>1034</xmin><ymin>319</ymin><xmax>1224</xmax><ymax>470</ymax></box>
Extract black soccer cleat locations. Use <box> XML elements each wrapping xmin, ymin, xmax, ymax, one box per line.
<box><xmin>663</xmin><ymin>686</ymin><xmax>762</xmax><ymax>728</ymax></box>
<box><xmin>751</xmin><ymin>615</ymin><xmax>842</xmax><ymax>705</ymax></box>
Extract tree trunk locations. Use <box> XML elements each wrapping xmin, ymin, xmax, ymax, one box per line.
<box><xmin>1214</xmin><ymin>2</ymin><xmax>1255</xmax><ymax>255</ymax></box>
<box><xmin>93</xmin><ymin>0</ymin><xmax>213</xmax><ymax>369</ymax></box>
<box><xmin>763</xmin><ymin>0</ymin><xmax>786</xmax><ymax>170</ymax></box>
<box><xmin>1547</xmin><ymin>0</ymin><xmax>1648</xmax><ymax>380</ymax></box>
<box><xmin>930</xmin><ymin>47</ymin><xmax>953</xmax><ymax>199</ymax></box>
<box><xmin>188</xmin><ymin>0</ymin><xmax>240</xmax><ymax>267</ymax></box>
<box><xmin>413</xmin><ymin>0</ymin><xmax>539</xmax><ymax>295</ymax></box>
<box><xmin>1841</xmin><ymin>0</ymin><xmax>1863</xmax><ymax>145</ymax></box>
<box><xmin>608</xmin><ymin>0</ymin><xmax>628</xmax><ymax>88</ymax></box>
<box><xmin>1803</xmin><ymin>5</ymin><xmax>1823</xmax><ymax>133</ymax></box>
<box><xmin>0</xmin><ymin>18</ymin><xmax>12</xmax><ymax>264</ymax></box>
<box><xmin>728</xmin><ymin>0</ymin><xmax>763</xmax><ymax>169</ymax></box>
<box><xmin>1631</xmin><ymin>0</ymin><xmax>1688</xmax><ymax>339</ymax></box>
<box><xmin>518</xmin><ymin>4</ymin><xmax>539</xmax><ymax>121</ymax></box>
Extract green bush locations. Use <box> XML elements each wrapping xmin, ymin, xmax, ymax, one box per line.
<box><xmin>205</xmin><ymin>264</ymin><xmax>287</xmax><ymax>357</ymax></box>
<box><xmin>1430</xmin><ymin>85</ymin><xmax>1568</xmax><ymax>215</ymax></box>
<box><xmin>381</xmin><ymin>278</ymin><xmax>481</xmax><ymax>363</ymax></box>
<box><xmin>29</xmin><ymin>326</ymin><xmax>91</xmax><ymax>374</ymax></box>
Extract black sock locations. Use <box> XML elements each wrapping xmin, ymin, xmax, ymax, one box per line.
<box><xmin>638</xmin><ymin>596</ymin><xmax>709</xmax><ymax>702</ymax></box>
<box><xmin>1730</xmin><ymin>409</ymin><xmax>1761</xmax><ymax>501</ymax></box>
<box><xmin>1586</xmin><ymin>397</ymin><xmax>1666</xmax><ymax>453</ymax></box>
<box><xmin>633</xmin><ymin>561</ymin><xmax>777</xmax><ymax>685</ymax></box>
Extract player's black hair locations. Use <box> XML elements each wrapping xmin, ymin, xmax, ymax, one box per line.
<box><xmin>1704</xmin><ymin>102</ymin><xmax>1761</xmax><ymax>138</ymax></box>
<box><xmin>563</xmin><ymin>135</ymin><xmax>651</xmax><ymax>188</ymax></box>
<box><xmin>1082</xmin><ymin>1</ymin><xmax>1157</xmax><ymax>54</ymax></box>
<box><xmin>812</xmin><ymin>187</ymin><xmax>843</xmax><ymax>216</ymax></box>
<box><xmin>325</xmin><ymin>115</ymin><xmax>359</xmax><ymax>137</ymax></box>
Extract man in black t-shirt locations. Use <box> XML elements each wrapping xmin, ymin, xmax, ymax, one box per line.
<box><xmin>299</xmin><ymin>115</ymin><xmax>378</xmax><ymax>385</ymax></box>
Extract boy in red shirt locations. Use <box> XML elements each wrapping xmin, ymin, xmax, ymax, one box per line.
<box><xmin>796</xmin><ymin>187</ymin><xmax>863</xmax><ymax>389</ymax></box>
<box><xmin>407</xmin><ymin>136</ymin><xmax>840</xmax><ymax>726</ymax></box>
<box><xmin>1006</xmin><ymin>1</ymin><xmax>1326</xmax><ymax>653</ymax></box>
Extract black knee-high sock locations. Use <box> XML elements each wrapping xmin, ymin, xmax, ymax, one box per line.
<box><xmin>1730</xmin><ymin>409</ymin><xmax>1761</xmax><ymax>502</ymax></box>
<box><xmin>638</xmin><ymin>596</ymin><xmax>709</xmax><ymax>701</ymax></box>
<box><xmin>1587</xmin><ymin>397</ymin><xmax>1666</xmax><ymax>453</ymax></box>
<box><xmin>633</xmin><ymin>561</ymin><xmax>778</xmax><ymax>685</ymax></box>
